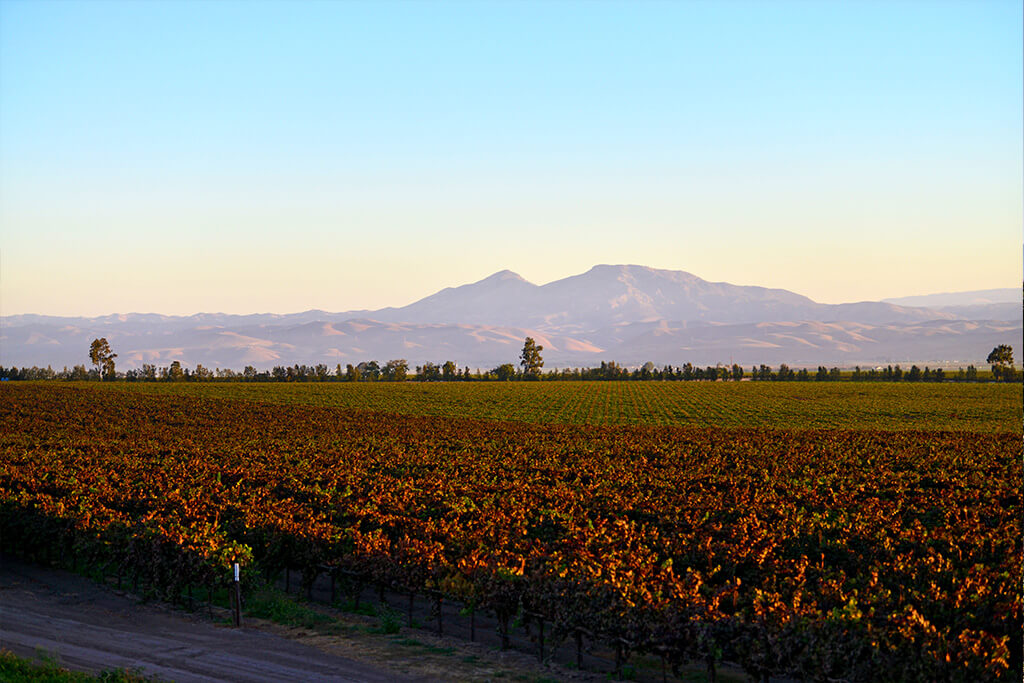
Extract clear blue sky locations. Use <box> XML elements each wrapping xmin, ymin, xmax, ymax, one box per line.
<box><xmin>1</xmin><ymin>0</ymin><xmax>1021</xmax><ymax>316</ymax></box>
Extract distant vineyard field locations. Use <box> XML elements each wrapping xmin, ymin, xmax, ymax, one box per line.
<box><xmin>1</xmin><ymin>383</ymin><xmax>1020</xmax><ymax>681</ymax></box>
<box><xmin>82</xmin><ymin>380</ymin><xmax>1023</xmax><ymax>432</ymax></box>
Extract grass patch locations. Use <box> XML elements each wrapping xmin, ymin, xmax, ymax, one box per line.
<box><xmin>244</xmin><ymin>588</ymin><xmax>334</xmax><ymax>630</ymax></box>
<box><xmin>320</xmin><ymin>622</ymin><xmax>359</xmax><ymax>636</ymax></box>
<box><xmin>390</xmin><ymin>637</ymin><xmax>426</xmax><ymax>648</ymax></box>
<box><xmin>0</xmin><ymin>649</ymin><xmax>158</xmax><ymax>682</ymax></box>
<box><xmin>387</xmin><ymin>637</ymin><xmax>455</xmax><ymax>656</ymax></box>
<box><xmin>334</xmin><ymin>598</ymin><xmax>376</xmax><ymax>616</ymax></box>
<box><xmin>370</xmin><ymin>606</ymin><xmax>402</xmax><ymax>634</ymax></box>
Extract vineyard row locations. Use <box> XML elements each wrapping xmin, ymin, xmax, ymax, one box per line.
<box><xmin>1</xmin><ymin>384</ymin><xmax>1019</xmax><ymax>682</ymax></box>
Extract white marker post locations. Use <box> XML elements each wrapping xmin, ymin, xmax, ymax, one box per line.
<box><xmin>233</xmin><ymin>562</ymin><xmax>242</xmax><ymax>627</ymax></box>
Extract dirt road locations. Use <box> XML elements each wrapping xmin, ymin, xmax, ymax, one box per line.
<box><xmin>0</xmin><ymin>558</ymin><xmax>420</xmax><ymax>682</ymax></box>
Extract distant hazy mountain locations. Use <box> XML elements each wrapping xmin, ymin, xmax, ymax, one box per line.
<box><xmin>369</xmin><ymin>265</ymin><xmax>956</xmax><ymax>328</ymax></box>
<box><xmin>1</xmin><ymin>265</ymin><xmax>1019</xmax><ymax>370</ymax></box>
<box><xmin>883</xmin><ymin>288</ymin><xmax>1019</xmax><ymax>307</ymax></box>
<box><xmin>0</xmin><ymin>317</ymin><xmax>601</xmax><ymax>370</ymax></box>
<box><xmin>595</xmin><ymin>319</ymin><xmax>1020</xmax><ymax>367</ymax></box>
<box><xmin>931</xmin><ymin>302</ymin><xmax>1020</xmax><ymax>321</ymax></box>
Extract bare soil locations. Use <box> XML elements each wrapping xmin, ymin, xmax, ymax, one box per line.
<box><xmin>0</xmin><ymin>557</ymin><xmax>421</xmax><ymax>682</ymax></box>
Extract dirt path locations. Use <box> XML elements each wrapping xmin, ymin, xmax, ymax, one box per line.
<box><xmin>0</xmin><ymin>558</ymin><xmax>421</xmax><ymax>682</ymax></box>
<box><xmin>0</xmin><ymin>559</ymin><xmax>613</xmax><ymax>682</ymax></box>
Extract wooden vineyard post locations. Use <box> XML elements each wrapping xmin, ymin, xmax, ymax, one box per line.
<box><xmin>655</xmin><ymin>646</ymin><xmax>668</xmax><ymax>683</ymax></box>
<box><xmin>434</xmin><ymin>593</ymin><xmax>443</xmax><ymax>636</ymax></box>
<box><xmin>498</xmin><ymin>610</ymin><xmax>510</xmax><ymax>650</ymax></box>
<box><xmin>525</xmin><ymin>611</ymin><xmax>545</xmax><ymax>662</ymax></box>
<box><xmin>346</xmin><ymin>570</ymin><xmax>363</xmax><ymax>609</ymax></box>
<box><xmin>232</xmin><ymin>563</ymin><xmax>242</xmax><ymax>627</ymax></box>
<box><xmin>538</xmin><ymin>616</ymin><xmax>545</xmax><ymax>662</ymax></box>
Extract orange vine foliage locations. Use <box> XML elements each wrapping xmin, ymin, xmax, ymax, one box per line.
<box><xmin>1</xmin><ymin>384</ymin><xmax>1019</xmax><ymax>681</ymax></box>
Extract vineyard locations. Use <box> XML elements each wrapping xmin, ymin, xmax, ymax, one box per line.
<box><xmin>94</xmin><ymin>379</ymin><xmax>1022</xmax><ymax>432</ymax></box>
<box><xmin>1</xmin><ymin>383</ymin><xmax>1020</xmax><ymax>681</ymax></box>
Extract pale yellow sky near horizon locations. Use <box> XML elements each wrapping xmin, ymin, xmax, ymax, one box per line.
<box><xmin>1</xmin><ymin>1</ymin><xmax>1021</xmax><ymax>317</ymax></box>
<box><xmin>2</xmin><ymin>240</ymin><xmax>1020</xmax><ymax>317</ymax></box>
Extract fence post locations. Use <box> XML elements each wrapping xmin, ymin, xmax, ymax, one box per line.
<box><xmin>538</xmin><ymin>616</ymin><xmax>544</xmax><ymax>662</ymax></box>
<box><xmin>499</xmin><ymin>610</ymin><xmax>510</xmax><ymax>650</ymax></box>
<box><xmin>435</xmin><ymin>593</ymin><xmax>443</xmax><ymax>636</ymax></box>
<box><xmin>233</xmin><ymin>563</ymin><xmax>242</xmax><ymax>627</ymax></box>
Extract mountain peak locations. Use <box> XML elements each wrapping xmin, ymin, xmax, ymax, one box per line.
<box><xmin>4</xmin><ymin>264</ymin><xmax>1015</xmax><ymax>370</ymax></box>
<box><xmin>580</xmin><ymin>264</ymin><xmax>703</xmax><ymax>283</ymax></box>
<box><xmin>481</xmin><ymin>269</ymin><xmax>529</xmax><ymax>284</ymax></box>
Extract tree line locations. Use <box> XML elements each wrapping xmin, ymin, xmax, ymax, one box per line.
<box><xmin>0</xmin><ymin>361</ymin><xmax>1013</xmax><ymax>383</ymax></box>
<box><xmin>0</xmin><ymin>338</ymin><xmax>1018</xmax><ymax>383</ymax></box>
<box><xmin>1</xmin><ymin>359</ymin><xmax>1017</xmax><ymax>384</ymax></box>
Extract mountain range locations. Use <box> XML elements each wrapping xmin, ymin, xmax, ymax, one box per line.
<box><xmin>2</xmin><ymin>265</ymin><xmax>1020</xmax><ymax>370</ymax></box>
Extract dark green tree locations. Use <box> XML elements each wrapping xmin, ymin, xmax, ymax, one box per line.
<box><xmin>167</xmin><ymin>360</ymin><xmax>184</xmax><ymax>382</ymax></box>
<box><xmin>442</xmin><ymin>360</ymin><xmax>458</xmax><ymax>381</ymax></box>
<box><xmin>358</xmin><ymin>361</ymin><xmax>381</xmax><ymax>381</ymax></box>
<box><xmin>382</xmin><ymin>359</ymin><xmax>409</xmax><ymax>381</ymax></box>
<box><xmin>88</xmin><ymin>338</ymin><xmax>117</xmax><ymax>381</ymax></box>
<box><xmin>520</xmin><ymin>337</ymin><xmax>544</xmax><ymax>378</ymax></box>
<box><xmin>494</xmin><ymin>363</ymin><xmax>516</xmax><ymax>381</ymax></box>
<box><xmin>418</xmin><ymin>362</ymin><xmax>441</xmax><ymax>381</ymax></box>
<box><xmin>986</xmin><ymin>345</ymin><xmax>1014</xmax><ymax>381</ymax></box>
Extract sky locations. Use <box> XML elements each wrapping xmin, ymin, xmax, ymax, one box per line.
<box><xmin>1</xmin><ymin>0</ymin><xmax>1021</xmax><ymax>317</ymax></box>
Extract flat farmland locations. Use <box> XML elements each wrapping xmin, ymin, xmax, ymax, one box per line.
<box><xmin>91</xmin><ymin>380</ymin><xmax>1021</xmax><ymax>432</ymax></box>
<box><xmin>1</xmin><ymin>381</ymin><xmax>1020</xmax><ymax>681</ymax></box>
